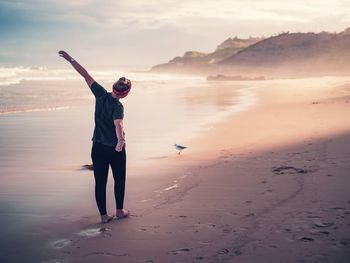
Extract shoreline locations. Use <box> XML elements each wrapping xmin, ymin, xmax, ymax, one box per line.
<box><xmin>46</xmin><ymin>78</ymin><xmax>350</xmax><ymax>262</ymax></box>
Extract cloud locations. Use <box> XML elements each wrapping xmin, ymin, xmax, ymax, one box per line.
<box><xmin>3</xmin><ymin>0</ymin><xmax>348</xmax><ymax>32</ymax></box>
<box><xmin>0</xmin><ymin>0</ymin><xmax>349</xmax><ymax>66</ymax></box>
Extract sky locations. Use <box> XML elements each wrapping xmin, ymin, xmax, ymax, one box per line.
<box><xmin>0</xmin><ymin>0</ymin><xmax>350</xmax><ymax>68</ymax></box>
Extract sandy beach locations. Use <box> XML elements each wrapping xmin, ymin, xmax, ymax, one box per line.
<box><xmin>43</xmin><ymin>78</ymin><xmax>350</xmax><ymax>263</ymax></box>
<box><xmin>2</xmin><ymin>1</ymin><xmax>350</xmax><ymax>262</ymax></box>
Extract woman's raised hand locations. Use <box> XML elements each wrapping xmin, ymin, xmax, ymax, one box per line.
<box><xmin>58</xmin><ymin>50</ymin><xmax>72</xmax><ymax>61</ymax></box>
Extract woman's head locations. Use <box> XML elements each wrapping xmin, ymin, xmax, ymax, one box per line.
<box><xmin>112</xmin><ymin>77</ymin><xmax>131</xmax><ymax>98</ymax></box>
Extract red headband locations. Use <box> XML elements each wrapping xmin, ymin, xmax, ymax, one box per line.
<box><xmin>112</xmin><ymin>78</ymin><xmax>131</xmax><ymax>96</ymax></box>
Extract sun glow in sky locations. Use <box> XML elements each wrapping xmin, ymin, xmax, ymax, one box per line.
<box><xmin>1</xmin><ymin>0</ymin><xmax>350</xmax><ymax>67</ymax></box>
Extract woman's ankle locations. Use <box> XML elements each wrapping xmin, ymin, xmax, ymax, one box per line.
<box><xmin>100</xmin><ymin>214</ymin><xmax>113</xmax><ymax>223</ymax></box>
<box><xmin>116</xmin><ymin>209</ymin><xmax>129</xmax><ymax>217</ymax></box>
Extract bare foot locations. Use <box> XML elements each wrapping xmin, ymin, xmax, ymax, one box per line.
<box><xmin>116</xmin><ymin>209</ymin><xmax>129</xmax><ymax>219</ymax></box>
<box><xmin>101</xmin><ymin>214</ymin><xmax>113</xmax><ymax>224</ymax></box>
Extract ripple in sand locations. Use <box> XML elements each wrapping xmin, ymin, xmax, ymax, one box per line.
<box><xmin>180</xmin><ymin>172</ymin><xmax>192</xmax><ymax>179</ymax></box>
<box><xmin>331</xmin><ymin>207</ymin><xmax>345</xmax><ymax>210</ymax></box>
<box><xmin>272</xmin><ymin>166</ymin><xmax>310</xmax><ymax>175</ymax></box>
<box><xmin>313</xmin><ymin>219</ymin><xmax>334</xmax><ymax>228</ymax></box>
<box><xmin>78</xmin><ymin>227</ymin><xmax>111</xmax><ymax>237</ymax></box>
<box><xmin>41</xmin><ymin>259</ymin><xmax>64</xmax><ymax>263</ymax></box>
<box><xmin>154</xmin><ymin>183</ymin><xmax>179</xmax><ymax>193</ymax></box>
<box><xmin>50</xmin><ymin>239</ymin><xmax>72</xmax><ymax>249</ymax></box>
<box><xmin>299</xmin><ymin>237</ymin><xmax>314</xmax><ymax>242</ymax></box>
<box><xmin>145</xmin><ymin>155</ymin><xmax>168</xmax><ymax>160</ymax></box>
<box><xmin>164</xmin><ymin>183</ymin><xmax>178</xmax><ymax>191</ymax></box>
<box><xmin>168</xmin><ymin>248</ymin><xmax>192</xmax><ymax>255</ymax></box>
<box><xmin>339</xmin><ymin>238</ymin><xmax>350</xmax><ymax>247</ymax></box>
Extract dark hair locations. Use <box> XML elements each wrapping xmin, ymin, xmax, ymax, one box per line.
<box><xmin>113</xmin><ymin>77</ymin><xmax>131</xmax><ymax>94</ymax></box>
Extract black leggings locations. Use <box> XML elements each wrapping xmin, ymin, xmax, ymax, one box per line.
<box><xmin>91</xmin><ymin>142</ymin><xmax>126</xmax><ymax>215</ymax></box>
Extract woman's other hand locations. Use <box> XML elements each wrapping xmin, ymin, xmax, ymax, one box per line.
<box><xmin>115</xmin><ymin>139</ymin><xmax>125</xmax><ymax>152</ymax></box>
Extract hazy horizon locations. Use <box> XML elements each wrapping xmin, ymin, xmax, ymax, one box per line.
<box><xmin>1</xmin><ymin>0</ymin><xmax>350</xmax><ymax>68</ymax></box>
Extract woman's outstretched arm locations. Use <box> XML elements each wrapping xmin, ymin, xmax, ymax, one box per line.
<box><xmin>58</xmin><ymin>50</ymin><xmax>95</xmax><ymax>87</ymax></box>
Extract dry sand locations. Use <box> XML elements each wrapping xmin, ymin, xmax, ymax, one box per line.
<box><xmin>53</xmin><ymin>78</ymin><xmax>350</xmax><ymax>263</ymax></box>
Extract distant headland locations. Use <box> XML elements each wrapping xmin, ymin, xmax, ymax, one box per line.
<box><xmin>150</xmin><ymin>28</ymin><xmax>350</xmax><ymax>78</ymax></box>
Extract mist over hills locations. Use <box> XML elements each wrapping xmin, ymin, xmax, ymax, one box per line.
<box><xmin>151</xmin><ymin>28</ymin><xmax>350</xmax><ymax>77</ymax></box>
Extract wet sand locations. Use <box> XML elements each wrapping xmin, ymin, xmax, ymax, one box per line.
<box><xmin>36</xmin><ymin>79</ymin><xmax>350</xmax><ymax>262</ymax></box>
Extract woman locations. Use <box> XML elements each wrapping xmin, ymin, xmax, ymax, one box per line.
<box><xmin>59</xmin><ymin>51</ymin><xmax>130</xmax><ymax>223</ymax></box>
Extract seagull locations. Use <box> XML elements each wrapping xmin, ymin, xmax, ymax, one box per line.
<box><xmin>174</xmin><ymin>144</ymin><xmax>188</xmax><ymax>154</ymax></box>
